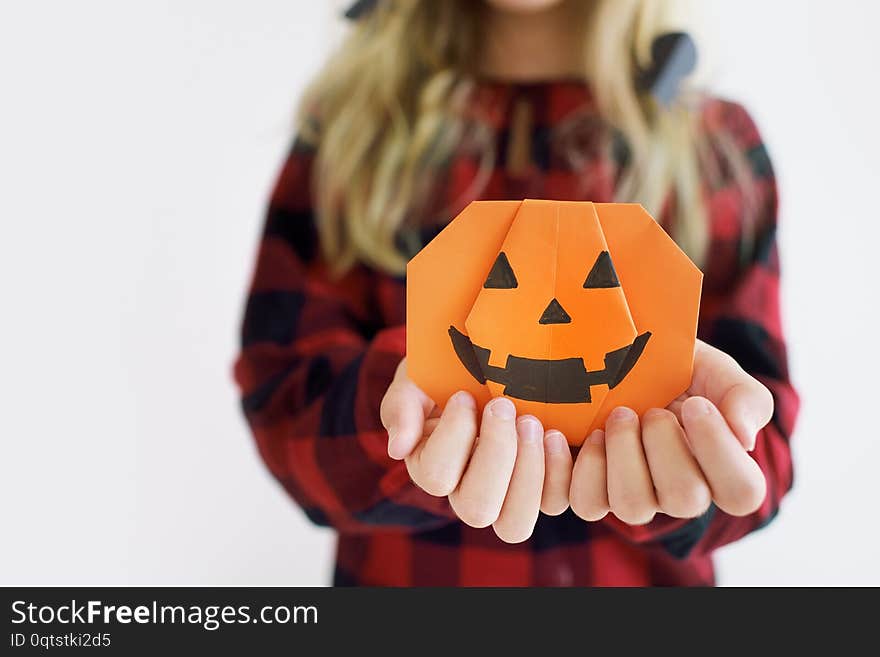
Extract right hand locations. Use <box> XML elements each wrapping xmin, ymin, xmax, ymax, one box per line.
<box><xmin>380</xmin><ymin>358</ymin><xmax>573</xmax><ymax>543</ymax></box>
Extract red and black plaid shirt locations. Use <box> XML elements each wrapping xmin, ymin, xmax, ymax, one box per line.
<box><xmin>234</xmin><ymin>80</ymin><xmax>798</xmax><ymax>586</ymax></box>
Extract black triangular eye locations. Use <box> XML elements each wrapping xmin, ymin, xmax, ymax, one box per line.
<box><xmin>583</xmin><ymin>251</ymin><xmax>620</xmax><ymax>288</ymax></box>
<box><xmin>483</xmin><ymin>252</ymin><xmax>518</xmax><ymax>289</ymax></box>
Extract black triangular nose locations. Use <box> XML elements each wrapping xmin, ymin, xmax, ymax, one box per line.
<box><xmin>538</xmin><ymin>298</ymin><xmax>571</xmax><ymax>325</ymax></box>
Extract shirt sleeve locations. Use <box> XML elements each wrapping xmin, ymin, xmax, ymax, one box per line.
<box><xmin>601</xmin><ymin>101</ymin><xmax>800</xmax><ymax>558</ymax></box>
<box><xmin>234</xmin><ymin>139</ymin><xmax>457</xmax><ymax>534</ymax></box>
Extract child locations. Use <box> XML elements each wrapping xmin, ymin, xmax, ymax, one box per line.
<box><xmin>235</xmin><ymin>0</ymin><xmax>798</xmax><ymax>586</ymax></box>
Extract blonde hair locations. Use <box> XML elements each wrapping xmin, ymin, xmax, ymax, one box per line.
<box><xmin>298</xmin><ymin>0</ymin><xmax>752</xmax><ymax>274</ymax></box>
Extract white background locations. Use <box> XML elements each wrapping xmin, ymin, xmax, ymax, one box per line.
<box><xmin>1</xmin><ymin>1</ymin><xmax>878</xmax><ymax>586</ymax></box>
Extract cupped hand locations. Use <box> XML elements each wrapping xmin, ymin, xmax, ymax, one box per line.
<box><xmin>380</xmin><ymin>359</ymin><xmax>573</xmax><ymax>543</ymax></box>
<box><xmin>570</xmin><ymin>339</ymin><xmax>774</xmax><ymax>525</ymax></box>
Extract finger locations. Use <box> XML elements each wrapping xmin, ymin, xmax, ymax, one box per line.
<box><xmin>449</xmin><ymin>397</ymin><xmax>518</xmax><ymax>528</ymax></box>
<box><xmin>423</xmin><ymin>417</ymin><xmax>440</xmax><ymax>437</ymax></box>
<box><xmin>605</xmin><ymin>407</ymin><xmax>657</xmax><ymax>525</ymax></box>
<box><xmin>380</xmin><ymin>359</ymin><xmax>435</xmax><ymax>459</ymax></box>
<box><xmin>641</xmin><ymin>409</ymin><xmax>711</xmax><ymax>518</ymax></box>
<box><xmin>493</xmin><ymin>416</ymin><xmax>545</xmax><ymax>543</ymax></box>
<box><xmin>689</xmin><ymin>340</ymin><xmax>774</xmax><ymax>450</ymax></box>
<box><xmin>406</xmin><ymin>391</ymin><xmax>477</xmax><ymax>496</ymax></box>
<box><xmin>681</xmin><ymin>396</ymin><xmax>767</xmax><ymax>516</ymax></box>
<box><xmin>569</xmin><ymin>429</ymin><xmax>608</xmax><ymax>521</ymax></box>
<box><xmin>541</xmin><ymin>430</ymin><xmax>573</xmax><ymax>516</ymax></box>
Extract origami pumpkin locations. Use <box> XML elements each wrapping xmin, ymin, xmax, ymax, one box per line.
<box><xmin>407</xmin><ymin>200</ymin><xmax>702</xmax><ymax>446</ymax></box>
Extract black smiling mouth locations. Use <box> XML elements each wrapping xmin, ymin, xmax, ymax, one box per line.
<box><xmin>448</xmin><ymin>326</ymin><xmax>651</xmax><ymax>404</ymax></box>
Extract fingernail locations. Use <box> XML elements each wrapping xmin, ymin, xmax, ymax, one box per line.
<box><xmin>747</xmin><ymin>411</ymin><xmax>764</xmax><ymax>435</ymax></box>
<box><xmin>386</xmin><ymin>429</ymin><xmax>399</xmax><ymax>457</ymax></box>
<box><xmin>682</xmin><ymin>397</ymin><xmax>712</xmax><ymax>421</ymax></box>
<box><xmin>744</xmin><ymin>416</ymin><xmax>760</xmax><ymax>451</ymax></box>
<box><xmin>545</xmin><ymin>430</ymin><xmax>567</xmax><ymax>454</ymax></box>
<box><xmin>608</xmin><ymin>406</ymin><xmax>636</xmax><ymax>423</ymax></box>
<box><xmin>517</xmin><ymin>416</ymin><xmax>542</xmax><ymax>444</ymax></box>
<box><xmin>642</xmin><ymin>408</ymin><xmax>668</xmax><ymax>421</ymax></box>
<box><xmin>450</xmin><ymin>391</ymin><xmax>475</xmax><ymax>409</ymax></box>
<box><xmin>588</xmin><ymin>429</ymin><xmax>605</xmax><ymax>446</ymax></box>
<box><xmin>489</xmin><ymin>397</ymin><xmax>516</xmax><ymax>419</ymax></box>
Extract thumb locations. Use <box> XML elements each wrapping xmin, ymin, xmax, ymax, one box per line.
<box><xmin>718</xmin><ymin>379</ymin><xmax>774</xmax><ymax>451</ymax></box>
<box><xmin>380</xmin><ymin>362</ymin><xmax>432</xmax><ymax>460</ymax></box>
<box><xmin>692</xmin><ymin>341</ymin><xmax>774</xmax><ymax>450</ymax></box>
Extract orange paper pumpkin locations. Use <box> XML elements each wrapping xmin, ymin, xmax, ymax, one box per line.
<box><xmin>406</xmin><ymin>200</ymin><xmax>702</xmax><ymax>446</ymax></box>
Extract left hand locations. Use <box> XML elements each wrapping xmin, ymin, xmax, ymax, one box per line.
<box><xmin>569</xmin><ymin>339</ymin><xmax>774</xmax><ymax>525</ymax></box>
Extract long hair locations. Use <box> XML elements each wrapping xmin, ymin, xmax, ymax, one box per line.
<box><xmin>298</xmin><ymin>0</ymin><xmax>754</xmax><ymax>274</ymax></box>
